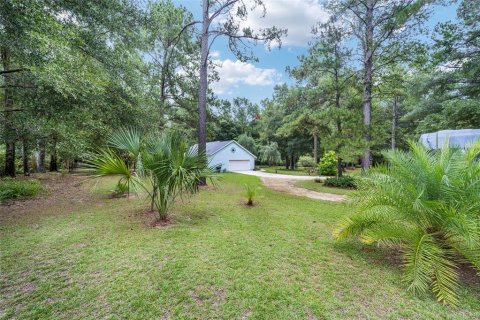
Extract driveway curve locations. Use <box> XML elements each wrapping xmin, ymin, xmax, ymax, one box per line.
<box><xmin>232</xmin><ymin>170</ymin><xmax>345</xmax><ymax>202</ymax></box>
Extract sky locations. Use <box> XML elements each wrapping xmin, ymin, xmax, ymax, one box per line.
<box><xmin>174</xmin><ymin>0</ymin><xmax>458</xmax><ymax>104</ymax></box>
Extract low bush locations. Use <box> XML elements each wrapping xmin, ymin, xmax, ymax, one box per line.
<box><xmin>244</xmin><ymin>184</ymin><xmax>260</xmax><ymax>206</ymax></box>
<box><xmin>323</xmin><ymin>175</ymin><xmax>356</xmax><ymax>189</ymax></box>
<box><xmin>298</xmin><ymin>155</ymin><xmax>315</xmax><ymax>168</ymax></box>
<box><xmin>0</xmin><ymin>178</ymin><xmax>42</xmax><ymax>202</ymax></box>
<box><xmin>317</xmin><ymin>151</ymin><xmax>337</xmax><ymax>176</ymax></box>
<box><xmin>334</xmin><ymin>141</ymin><xmax>480</xmax><ymax>305</ymax></box>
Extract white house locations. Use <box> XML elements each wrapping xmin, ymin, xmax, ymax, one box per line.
<box><xmin>190</xmin><ymin>140</ymin><xmax>256</xmax><ymax>171</ymax></box>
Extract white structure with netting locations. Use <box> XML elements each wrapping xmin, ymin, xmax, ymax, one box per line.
<box><xmin>419</xmin><ymin>129</ymin><xmax>480</xmax><ymax>150</ymax></box>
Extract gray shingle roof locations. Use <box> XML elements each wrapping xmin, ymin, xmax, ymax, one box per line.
<box><xmin>189</xmin><ymin>140</ymin><xmax>234</xmax><ymax>156</ymax></box>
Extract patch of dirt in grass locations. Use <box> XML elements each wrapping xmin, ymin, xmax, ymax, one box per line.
<box><xmin>306</xmin><ymin>309</ymin><xmax>319</xmax><ymax>320</ymax></box>
<box><xmin>199</xmin><ymin>184</ymin><xmax>218</xmax><ymax>191</ymax></box>
<box><xmin>189</xmin><ymin>290</ymin><xmax>204</xmax><ymax>306</ymax></box>
<box><xmin>241</xmin><ymin>309</ymin><xmax>252</xmax><ymax>319</ymax></box>
<box><xmin>459</xmin><ymin>264</ymin><xmax>480</xmax><ymax>285</ymax></box>
<box><xmin>0</xmin><ymin>174</ymin><xmax>99</xmax><ymax>223</ymax></box>
<box><xmin>188</xmin><ymin>285</ymin><xmax>226</xmax><ymax>309</ymax></box>
<box><xmin>161</xmin><ymin>310</ymin><xmax>172</xmax><ymax>320</ymax></box>
<box><xmin>142</xmin><ymin>210</ymin><xmax>173</xmax><ymax>229</ymax></box>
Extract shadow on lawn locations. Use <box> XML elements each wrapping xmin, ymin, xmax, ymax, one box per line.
<box><xmin>333</xmin><ymin>240</ymin><xmax>480</xmax><ymax>300</ymax></box>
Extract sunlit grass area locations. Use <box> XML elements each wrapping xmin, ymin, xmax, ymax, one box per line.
<box><xmin>294</xmin><ymin>180</ymin><xmax>355</xmax><ymax>196</ymax></box>
<box><xmin>1</xmin><ymin>173</ymin><xmax>479</xmax><ymax>319</ymax></box>
<box><xmin>257</xmin><ymin>166</ymin><xmax>311</xmax><ymax>176</ymax></box>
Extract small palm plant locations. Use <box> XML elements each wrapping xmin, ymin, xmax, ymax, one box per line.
<box><xmin>142</xmin><ymin>132</ymin><xmax>209</xmax><ymax>220</ymax></box>
<box><xmin>88</xmin><ymin>128</ymin><xmax>211</xmax><ymax>221</ymax></box>
<box><xmin>244</xmin><ymin>184</ymin><xmax>260</xmax><ymax>206</ymax></box>
<box><xmin>334</xmin><ymin>141</ymin><xmax>480</xmax><ymax>305</ymax></box>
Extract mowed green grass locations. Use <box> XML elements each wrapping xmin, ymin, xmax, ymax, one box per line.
<box><xmin>258</xmin><ymin>166</ymin><xmax>311</xmax><ymax>176</ymax></box>
<box><xmin>1</xmin><ymin>174</ymin><xmax>479</xmax><ymax>319</ymax></box>
<box><xmin>258</xmin><ymin>166</ymin><xmax>362</xmax><ymax>177</ymax></box>
<box><xmin>294</xmin><ymin>180</ymin><xmax>355</xmax><ymax>196</ymax></box>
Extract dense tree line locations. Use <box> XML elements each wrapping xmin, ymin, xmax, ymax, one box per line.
<box><xmin>1</xmin><ymin>0</ymin><xmax>478</xmax><ymax>177</ymax></box>
<box><xmin>217</xmin><ymin>0</ymin><xmax>480</xmax><ymax>173</ymax></box>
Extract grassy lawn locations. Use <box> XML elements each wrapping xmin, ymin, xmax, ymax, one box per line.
<box><xmin>258</xmin><ymin>166</ymin><xmax>362</xmax><ymax>177</ymax></box>
<box><xmin>1</xmin><ymin>173</ymin><xmax>479</xmax><ymax>319</ymax></box>
<box><xmin>295</xmin><ymin>180</ymin><xmax>356</xmax><ymax>196</ymax></box>
<box><xmin>343</xmin><ymin>167</ymin><xmax>362</xmax><ymax>176</ymax></box>
<box><xmin>258</xmin><ymin>166</ymin><xmax>311</xmax><ymax>176</ymax></box>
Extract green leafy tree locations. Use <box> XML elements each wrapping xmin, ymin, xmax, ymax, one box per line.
<box><xmin>265</xmin><ymin>85</ymin><xmax>313</xmax><ymax>169</ymax></box>
<box><xmin>237</xmin><ymin>134</ymin><xmax>257</xmax><ymax>156</ymax></box>
<box><xmin>291</xmin><ymin>22</ymin><xmax>362</xmax><ymax>176</ymax></box>
<box><xmin>334</xmin><ymin>141</ymin><xmax>480</xmax><ymax>305</ymax></box>
<box><xmin>144</xmin><ymin>0</ymin><xmax>198</xmax><ymax>129</ymax></box>
<box><xmin>260</xmin><ymin>142</ymin><xmax>281</xmax><ymax>166</ymax></box>
<box><xmin>329</xmin><ymin>0</ymin><xmax>432</xmax><ymax>169</ymax></box>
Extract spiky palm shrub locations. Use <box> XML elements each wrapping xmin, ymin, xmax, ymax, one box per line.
<box><xmin>244</xmin><ymin>184</ymin><xmax>259</xmax><ymax>206</ymax></box>
<box><xmin>142</xmin><ymin>132</ymin><xmax>209</xmax><ymax>220</ymax></box>
<box><xmin>88</xmin><ymin>129</ymin><xmax>211</xmax><ymax>221</ymax></box>
<box><xmin>334</xmin><ymin>141</ymin><xmax>480</xmax><ymax>305</ymax></box>
<box><xmin>88</xmin><ymin>149</ymin><xmax>136</xmax><ymax>197</ymax></box>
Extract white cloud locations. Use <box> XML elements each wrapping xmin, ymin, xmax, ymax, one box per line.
<box><xmin>236</xmin><ymin>0</ymin><xmax>329</xmax><ymax>47</ymax></box>
<box><xmin>211</xmin><ymin>59</ymin><xmax>278</xmax><ymax>95</ymax></box>
<box><xmin>210</xmin><ymin>50</ymin><xmax>221</xmax><ymax>58</ymax></box>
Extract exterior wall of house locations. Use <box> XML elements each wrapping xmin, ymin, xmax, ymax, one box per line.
<box><xmin>207</xmin><ymin>142</ymin><xmax>255</xmax><ymax>171</ymax></box>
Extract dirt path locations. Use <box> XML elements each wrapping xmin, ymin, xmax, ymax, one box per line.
<box><xmin>0</xmin><ymin>173</ymin><xmax>101</xmax><ymax>223</ymax></box>
<box><xmin>260</xmin><ymin>177</ymin><xmax>345</xmax><ymax>202</ymax></box>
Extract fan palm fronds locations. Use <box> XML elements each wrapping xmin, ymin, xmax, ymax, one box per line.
<box><xmin>108</xmin><ymin>127</ymin><xmax>142</xmax><ymax>156</ymax></box>
<box><xmin>88</xmin><ymin>129</ymin><xmax>212</xmax><ymax>221</ymax></box>
<box><xmin>86</xmin><ymin>148</ymin><xmax>138</xmax><ymax>197</ymax></box>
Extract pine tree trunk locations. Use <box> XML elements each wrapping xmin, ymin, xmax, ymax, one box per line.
<box><xmin>2</xmin><ymin>48</ymin><xmax>15</xmax><ymax>177</ymax></box>
<box><xmin>197</xmin><ymin>0</ymin><xmax>209</xmax><ymax>185</ymax></box>
<box><xmin>285</xmin><ymin>155</ymin><xmax>289</xmax><ymax>170</ymax></box>
<box><xmin>334</xmin><ymin>70</ymin><xmax>343</xmax><ymax>178</ymax></box>
<box><xmin>391</xmin><ymin>96</ymin><xmax>397</xmax><ymax>150</ymax></box>
<box><xmin>361</xmin><ymin>0</ymin><xmax>374</xmax><ymax>171</ymax></box>
<box><xmin>22</xmin><ymin>140</ymin><xmax>30</xmax><ymax>176</ymax></box>
<box><xmin>37</xmin><ymin>140</ymin><xmax>46</xmax><ymax>173</ymax></box>
<box><xmin>159</xmin><ymin>48</ymin><xmax>168</xmax><ymax>130</ymax></box>
<box><xmin>49</xmin><ymin>153</ymin><xmax>58</xmax><ymax>172</ymax></box>
<box><xmin>313</xmin><ymin>133</ymin><xmax>318</xmax><ymax>164</ymax></box>
<box><xmin>50</xmin><ymin>137</ymin><xmax>58</xmax><ymax>171</ymax></box>
<box><xmin>337</xmin><ymin>157</ymin><xmax>343</xmax><ymax>178</ymax></box>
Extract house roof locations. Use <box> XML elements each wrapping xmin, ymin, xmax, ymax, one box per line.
<box><xmin>190</xmin><ymin>140</ymin><xmax>257</xmax><ymax>159</ymax></box>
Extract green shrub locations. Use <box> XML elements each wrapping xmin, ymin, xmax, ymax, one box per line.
<box><xmin>323</xmin><ymin>176</ymin><xmax>356</xmax><ymax>189</ymax></box>
<box><xmin>298</xmin><ymin>155</ymin><xmax>315</xmax><ymax>168</ymax></box>
<box><xmin>0</xmin><ymin>178</ymin><xmax>42</xmax><ymax>202</ymax></box>
<box><xmin>334</xmin><ymin>141</ymin><xmax>480</xmax><ymax>305</ymax></box>
<box><xmin>317</xmin><ymin>151</ymin><xmax>337</xmax><ymax>176</ymax></box>
<box><xmin>114</xmin><ymin>180</ymin><xmax>129</xmax><ymax>195</ymax></box>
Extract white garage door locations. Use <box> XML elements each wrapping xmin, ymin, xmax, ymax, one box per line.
<box><xmin>229</xmin><ymin>160</ymin><xmax>250</xmax><ymax>171</ymax></box>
